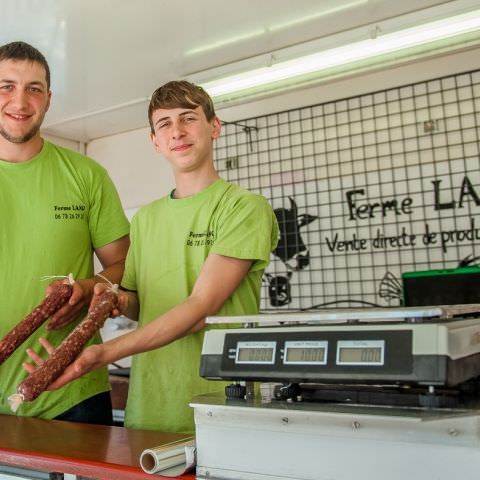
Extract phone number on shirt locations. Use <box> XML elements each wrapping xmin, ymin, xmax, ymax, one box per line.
<box><xmin>186</xmin><ymin>239</ymin><xmax>214</xmax><ymax>247</ymax></box>
<box><xmin>54</xmin><ymin>213</ymin><xmax>85</xmax><ymax>220</ymax></box>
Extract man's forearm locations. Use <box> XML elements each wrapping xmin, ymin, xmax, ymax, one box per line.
<box><xmin>121</xmin><ymin>290</ymin><xmax>140</xmax><ymax>321</ymax></box>
<box><xmin>95</xmin><ymin>259</ymin><xmax>126</xmax><ymax>285</ymax></box>
<box><xmin>100</xmin><ymin>295</ymin><xmax>207</xmax><ymax>362</ymax></box>
<box><xmin>78</xmin><ymin>259</ymin><xmax>126</xmax><ymax>302</ymax></box>
<box><xmin>96</xmin><ymin>254</ymin><xmax>252</xmax><ymax>364</ymax></box>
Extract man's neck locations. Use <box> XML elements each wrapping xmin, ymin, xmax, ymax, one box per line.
<box><xmin>0</xmin><ymin>136</ymin><xmax>44</xmax><ymax>163</ymax></box>
<box><xmin>173</xmin><ymin>168</ymin><xmax>220</xmax><ymax>199</ymax></box>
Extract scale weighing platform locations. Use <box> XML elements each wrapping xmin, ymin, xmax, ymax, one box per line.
<box><xmin>191</xmin><ymin>305</ymin><xmax>480</xmax><ymax>480</ymax></box>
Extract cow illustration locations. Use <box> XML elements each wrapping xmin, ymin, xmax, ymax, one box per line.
<box><xmin>265</xmin><ymin>197</ymin><xmax>318</xmax><ymax>307</ymax></box>
<box><xmin>273</xmin><ymin>197</ymin><xmax>318</xmax><ymax>271</ymax></box>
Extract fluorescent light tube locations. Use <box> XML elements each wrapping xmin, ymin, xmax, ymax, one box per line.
<box><xmin>199</xmin><ymin>9</ymin><xmax>480</xmax><ymax>99</ymax></box>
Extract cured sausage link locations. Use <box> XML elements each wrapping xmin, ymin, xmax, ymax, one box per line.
<box><xmin>0</xmin><ymin>283</ymin><xmax>73</xmax><ymax>366</ymax></box>
<box><xmin>16</xmin><ymin>289</ymin><xmax>117</xmax><ymax>404</ymax></box>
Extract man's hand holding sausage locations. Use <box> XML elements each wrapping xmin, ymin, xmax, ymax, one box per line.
<box><xmin>23</xmin><ymin>283</ymin><xmax>132</xmax><ymax>391</ymax></box>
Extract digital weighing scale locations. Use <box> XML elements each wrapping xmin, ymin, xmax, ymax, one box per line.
<box><xmin>191</xmin><ymin>306</ymin><xmax>480</xmax><ymax>480</ymax></box>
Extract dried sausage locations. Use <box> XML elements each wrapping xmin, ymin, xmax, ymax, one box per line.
<box><xmin>0</xmin><ymin>283</ymin><xmax>73</xmax><ymax>366</ymax></box>
<box><xmin>13</xmin><ymin>289</ymin><xmax>117</xmax><ymax>405</ymax></box>
<box><xmin>9</xmin><ymin>288</ymin><xmax>117</xmax><ymax>409</ymax></box>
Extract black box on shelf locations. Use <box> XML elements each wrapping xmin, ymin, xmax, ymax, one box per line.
<box><xmin>402</xmin><ymin>266</ymin><xmax>480</xmax><ymax>306</ymax></box>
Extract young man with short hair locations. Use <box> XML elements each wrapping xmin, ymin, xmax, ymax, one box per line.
<box><xmin>0</xmin><ymin>41</ymin><xmax>130</xmax><ymax>424</ymax></box>
<box><xmin>43</xmin><ymin>80</ymin><xmax>278</xmax><ymax>432</ymax></box>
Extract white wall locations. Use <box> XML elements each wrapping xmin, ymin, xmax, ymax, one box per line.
<box><xmin>87</xmin><ymin>46</ymin><xmax>480</xmax><ymax>210</ymax></box>
<box><xmin>43</xmin><ymin>133</ymin><xmax>83</xmax><ymax>152</ymax></box>
<box><xmin>87</xmin><ymin>128</ymin><xmax>174</xmax><ymax>210</ymax></box>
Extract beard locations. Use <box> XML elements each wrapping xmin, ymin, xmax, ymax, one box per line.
<box><xmin>0</xmin><ymin>112</ymin><xmax>46</xmax><ymax>144</ymax></box>
<box><xmin>0</xmin><ymin>123</ymin><xmax>41</xmax><ymax>143</ymax></box>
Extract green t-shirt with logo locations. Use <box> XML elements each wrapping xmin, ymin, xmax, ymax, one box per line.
<box><xmin>122</xmin><ymin>178</ymin><xmax>278</xmax><ymax>432</ymax></box>
<box><xmin>0</xmin><ymin>140</ymin><xmax>129</xmax><ymax>419</ymax></box>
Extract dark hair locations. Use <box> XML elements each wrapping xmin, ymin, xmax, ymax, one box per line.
<box><xmin>0</xmin><ymin>41</ymin><xmax>51</xmax><ymax>88</ymax></box>
<box><xmin>148</xmin><ymin>80</ymin><xmax>215</xmax><ymax>132</ymax></box>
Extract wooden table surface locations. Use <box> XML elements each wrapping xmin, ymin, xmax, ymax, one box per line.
<box><xmin>0</xmin><ymin>414</ymin><xmax>195</xmax><ymax>479</ymax></box>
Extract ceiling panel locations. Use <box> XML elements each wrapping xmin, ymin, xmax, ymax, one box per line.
<box><xmin>0</xmin><ymin>0</ymin><xmax>469</xmax><ymax>141</ymax></box>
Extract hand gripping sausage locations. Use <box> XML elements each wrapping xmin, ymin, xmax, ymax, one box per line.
<box><xmin>8</xmin><ymin>287</ymin><xmax>118</xmax><ymax>411</ymax></box>
<box><xmin>0</xmin><ymin>283</ymin><xmax>73</xmax><ymax>366</ymax></box>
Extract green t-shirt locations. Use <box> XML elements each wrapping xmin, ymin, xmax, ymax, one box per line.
<box><xmin>0</xmin><ymin>140</ymin><xmax>130</xmax><ymax>419</ymax></box>
<box><xmin>122</xmin><ymin>178</ymin><xmax>278</xmax><ymax>432</ymax></box>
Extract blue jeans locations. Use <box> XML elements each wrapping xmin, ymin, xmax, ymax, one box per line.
<box><xmin>54</xmin><ymin>391</ymin><xmax>113</xmax><ymax>425</ymax></box>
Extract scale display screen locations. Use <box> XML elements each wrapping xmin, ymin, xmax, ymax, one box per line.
<box><xmin>212</xmin><ymin>330</ymin><xmax>412</xmax><ymax>383</ymax></box>
<box><xmin>336</xmin><ymin>340</ymin><xmax>385</xmax><ymax>366</ymax></box>
<box><xmin>235</xmin><ymin>341</ymin><xmax>276</xmax><ymax>364</ymax></box>
<box><xmin>283</xmin><ymin>340</ymin><xmax>328</xmax><ymax>365</ymax></box>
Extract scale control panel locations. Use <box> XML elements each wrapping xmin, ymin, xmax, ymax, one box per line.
<box><xmin>201</xmin><ymin>328</ymin><xmax>417</xmax><ymax>384</ymax></box>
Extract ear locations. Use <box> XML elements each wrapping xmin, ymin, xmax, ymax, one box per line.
<box><xmin>45</xmin><ymin>90</ymin><xmax>52</xmax><ymax>112</ymax></box>
<box><xmin>150</xmin><ymin>131</ymin><xmax>161</xmax><ymax>152</ymax></box>
<box><xmin>297</xmin><ymin>213</ymin><xmax>319</xmax><ymax>228</ymax></box>
<box><xmin>211</xmin><ymin>116</ymin><xmax>221</xmax><ymax>139</ymax></box>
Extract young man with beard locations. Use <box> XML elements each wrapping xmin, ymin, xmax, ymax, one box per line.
<box><xmin>0</xmin><ymin>41</ymin><xmax>130</xmax><ymax>424</ymax></box>
<box><xmin>38</xmin><ymin>80</ymin><xmax>278</xmax><ymax>433</ymax></box>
